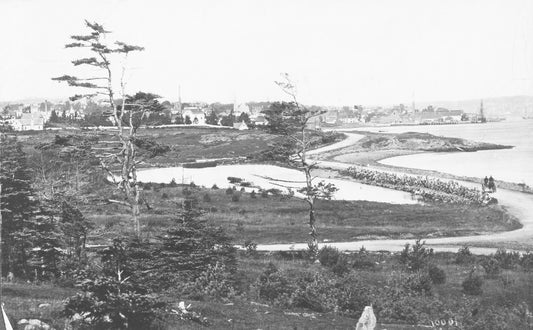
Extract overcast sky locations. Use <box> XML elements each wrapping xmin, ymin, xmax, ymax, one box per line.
<box><xmin>0</xmin><ymin>0</ymin><xmax>532</xmax><ymax>106</ymax></box>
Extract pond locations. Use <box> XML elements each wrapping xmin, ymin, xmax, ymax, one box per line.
<box><xmin>137</xmin><ymin>164</ymin><xmax>418</xmax><ymax>205</ymax></box>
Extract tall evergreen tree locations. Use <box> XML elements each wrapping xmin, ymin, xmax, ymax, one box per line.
<box><xmin>126</xmin><ymin>198</ymin><xmax>236</xmax><ymax>291</ymax></box>
<box><xmin>205</xmin><ymin>110</ymin><xmax>219</xmax><ymax>125</ymax></box>
<box><xmin>0</xmin><ymin>135</ymin><xmax>38</xmax><ymax>277</ymax></box>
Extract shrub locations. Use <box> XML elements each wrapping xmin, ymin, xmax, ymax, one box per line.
<box><xmin>399</xmin><ymin>239</ymin><xmax>434</xmax><ymax>271</ymax></box>
<box><xmin>240</xmin><ymin>187</ymin><xmax>246</xmax><ymax>192</ymax></box>
<box><xmin>169</xmin><ymin>178</ymin><xmax>177</xmax><ymax>187</ymax></box>
<box><xmin>336</xmin><ymin>274</ymin><xmax>374</xmax><ymax>317</ymax></box>
<box><xmin>187</xmin><ymin>263</ymin><xmax>236</xmax><ymax>301</ymax></box>
<box><xmin>402</xmin><ymin>273</ymin><xmax>433</xmax><ymax>295</ymax></box>
<box><xmin>352</xmin><ymin>247</ymin><xmax>376</xmax><ymax>270</ymax></box>
<box><xmin>203</xmin><ymin>193</ymin><xmax>211</xmax><ymax>202</ymax></box>
<box><xmin>63</xmin><ymin>239</ymin><xmax>164</xmax><ymax>329</ymax></box>
<box><xmin>161</xmin><ymin>192</ymin><xmax>169</xmax><ymax>199</ymax></box>
<box><xmin>261</xmin><ymin>190</ymin><xmax>269</xmax><ymax>198</ymax></box>
<box><xmin>463</xmin><ymin>302</ymin><xmax>533</xmax><ymax>330</ymax></box>
<box><xmin>428</xmin><ymin>265</ymin><xmax>446</xmax><ymax>285</ymax></box>
<box><xmin>189</xmin><ymin>181</ymin><xmax>196</xmax><ymax>188</ymax></box>
<box><xmin>63</xmin><ymin>276</ymin><xmax>163</xmax><ymax>329</ymax></box>
<box><xmin>225</xmin><ymin>187</ymin><xmax>233</xmax><ymax>195</ymax></box>
<box><xmin>494</xmin><ymin>248</ymin><xmax>521</xmax><ymax>270</ymax></box>
<box><xmin>250</xmin><ymin>190</ymin><xmax>257</xmax><ymax>199</ymax></box>
<box><xmin>182</xmin><ymin>187</ymin><xmax>192</xmax><ymax>196</ymax></box>
<box><xmin>331</xmin><ymin>256</ymin><xmax>350</xmax><ymax>276</ymax></box>
<box><xmin>456</xmin><ymin>246</ymin><xmax>474</xmax><ymax>264</ymax></box>
<box><xmin>318</xmin><ymin>246</ymin><xmax>342</xmax><ymax>268</ymax></box>
<box><xmin>290</xmin><ymin>272</ymin><xmax>340</xmax><ymax>312</ymax></box>
<box><xmin>520</xmin><ymin>251</ymin><xmax>533</xmax><ymax>271</ymax></box>
<box><xmin>266</xmin><ymin>188</ymin><xmax>282</xmax><ymax>196</ymax></box>
<box><xmin>481</xmin><ymin>257</ymin><xmax>501</xmax><ymax>278</ymax></box>
<box><xmin>211</xmin><ymin>184</ymin><xmax>219</xmax><ymax>189</ymax></box>
<box><xmin>231</xmin><ymin>193</ymin><xmax>241</xmax><ymax>202</ymax></box>
<box><xmin>462</xmin><ymin>271</ymin><xmax>483</xmax><ymax>295</ymax></box>
<box><xmin>257</xmin><ymin>263</ymin><xmax>294</xmax><ymax>305</ymax></box>
<box><xmin>243</xmin><ymin>240</ymin><xmax>257</xmax><ymax>255</ymax></box>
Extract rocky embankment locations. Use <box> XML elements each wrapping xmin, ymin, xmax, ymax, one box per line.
<box><xmin>356</xmin><ymin>131</ymin><xmax>512</xmax><ymax>152</ymax></box>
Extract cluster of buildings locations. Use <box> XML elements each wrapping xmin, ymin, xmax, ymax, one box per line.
<box><xmin>315</xmin><ymin>102</ymin><xmax>488</xmax><ymax>127</ymax></box>
<box><xmin>170</xmin><ymin>100</ymin><xmax>269</xmax><ymax>129</ymax></box>
<box><xmin>1</xmin><ymin>95</ymin><xmax>488</xmax><ymax>131</ymax></box>
<box><xmin>1</xmin><ymin>100</ymin><xmax>86</xmax><ymax>131</ymax></box>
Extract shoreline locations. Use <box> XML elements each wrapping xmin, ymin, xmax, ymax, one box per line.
<box><xmin>273</xmin><ymin>131</ymin><xmax>533</xmax><ymax>253</ymax></box>
<box><xmin>331</xmin><ymin>149</ymin><xmax>533</xmax><ymax>194</ymax></box>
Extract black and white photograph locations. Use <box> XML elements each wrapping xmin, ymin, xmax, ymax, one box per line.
<box><xmin>0</xmin><ymin>0</ymin><xmax>532</xmax><ymax>329</ymax></box>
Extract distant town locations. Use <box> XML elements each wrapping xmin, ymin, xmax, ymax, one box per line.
<box><xmin>0</xmin><ymin>96</ymin><xmax>499</xmax><ymax>132</ymax></box>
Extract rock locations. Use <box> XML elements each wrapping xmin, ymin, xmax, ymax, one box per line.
<box><xmin>17</xmin><ymin>319</ymin><xmax>53</xmax><ymax>330</ymax></box>
<box><xmin>38</xmin><ymin>303</ymin><xmax>51</xmax><ymax>308</ymax></box>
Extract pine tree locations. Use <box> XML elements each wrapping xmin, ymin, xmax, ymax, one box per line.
<box><xmin>49</xmin><ymin>110</ymin><xmax>60</xmax><ymax>123</ymax></box>
<box><xmin>132</xmin><ymin>198</ymin><xmax>236</xmax><ymax>291</ymax></box>
<box><xmin>60</xmin><ymin>201</ymin><xmax>93</xmax><ymax>264</ymax></box>
<box><xmin>0</xmin><ymin>135</ymin><xmax>38</xmax><ymax>277</ymax></box>
<box><xmin>205</xmin><ymin>110</ymin><xmax>219</xmax><ymax>125</ymax></box>
<box><xmin>26</xmin><ymin>204</ymin><xmax>63</xmax><ymax>281</ymax></box>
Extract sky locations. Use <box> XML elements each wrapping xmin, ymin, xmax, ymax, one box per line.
<box><xmin>0</xmin><ymin>0</ymin><xmax>532</xmax><ymax>106</ymax></box>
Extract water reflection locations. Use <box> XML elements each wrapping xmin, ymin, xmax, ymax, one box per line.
<box><xmin>137</xmin><ymin>164</ymin><xmax>418</xmax><ymax>204</ymax></box>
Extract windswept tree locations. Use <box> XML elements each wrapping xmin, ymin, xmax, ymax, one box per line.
<box><xmin>52</xmin><ymin>20</ymin><xmax>163</xmax><ymax>236</ymax></box>
<box><xmin>265</xmin><ymin>73</ymin><xmax>338</xmax><ymax>256</ymax></box>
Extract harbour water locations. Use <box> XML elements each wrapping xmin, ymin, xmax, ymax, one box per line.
<box><xmin>351</xmin><ymin>119</ymin><xmax>533</xmax><ymax>186</ymax></box>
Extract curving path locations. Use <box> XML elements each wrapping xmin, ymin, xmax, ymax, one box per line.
<box><xmin>256</xmin><ymin>133</ymin><xmax>533</xmax><ymax>255</ymax></box>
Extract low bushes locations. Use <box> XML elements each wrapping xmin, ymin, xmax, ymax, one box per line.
<box><xmin>462</xmin><ymin>271</ymin><xmax>483</xmax><ymax>295</ymax></box>
<box><xmin>318</xmin><ymin>246</ymin><xmax>342</xmax><ymax>267</ymax></box>
<box><xmin>318</xmin><ymin>246</ymin><xmax>349</xmax><ymax>276</ymax></box>
<box><xmin>399</xmin><ymin>239</ymin><xmax>434</xmax><ymax>271</ymax></box>
<box><xmin>428</xmin><ymin>265</ymin><xmax>446</xmax><ymax>285</ymax></box>
<box><xmin>481</xmin><ymin>257</ymin><xmax>501</xmax><ymax>278</ymax></box>
<box><xmin>256</xmin><ymin>259</ymin><xmax>442</xmax><ymax>322</ymax></box>
<box><xmin>456</xmin><ymin>246</ymin><xmax>474</xmax><ymax>265</ymax></box>
<box><xmin>494</xmin><ymin>248</ymin><xmax>521</xmax><ymax>270</ymax></box>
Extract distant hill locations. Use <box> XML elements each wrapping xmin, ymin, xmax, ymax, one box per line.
<box><xmin>415</xmin><ymin>95</ymin><xmax>533</xmax><ymax>118</ymax></box>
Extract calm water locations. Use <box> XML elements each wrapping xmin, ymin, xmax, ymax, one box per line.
<box><xmin>352</xmin><ymin>119</ymin><xmax>533</xmax><ymax>186</ymax></box>
<box><xmin>137</xmin><ymin>164</ymin><xmax>417</xmax><ymax>204</ymax></box>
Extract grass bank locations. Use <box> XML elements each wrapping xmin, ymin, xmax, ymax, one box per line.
<box><xmin>86</xmin><ymin>185</ymin><xmax>519</xmax><ymax>246</ymax></box>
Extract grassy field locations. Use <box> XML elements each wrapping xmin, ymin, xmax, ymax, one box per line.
<box><xmin>14</xmin><ymin>126</ymin><xmax>280</xmax><ymax>164</ymax></box>
<box><xmin>14</xmin><ymin>126</ymin><xmax>343</xmax><ymax>167</ymax></box>
<box><xmin>85</xmin><ymin>184</ymin><xmax>519</xmax><ymax>245</ymax></box>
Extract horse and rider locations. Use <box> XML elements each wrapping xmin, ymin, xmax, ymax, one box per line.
<box><xmin>483</xmin><ymin>176</ymin><xmax>497</xmax><ymax>193</ymax></box>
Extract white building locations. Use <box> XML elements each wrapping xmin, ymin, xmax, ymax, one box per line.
<box><xmin>233</xmin><ymin>120</ymin><xmax>249</xmax><ymax>130</ymax></box>
<box><xmin>182</xmin><ymin>107</ymin><xmax>206</xmax><ymax>125</ymax></box>
<box><xmin>12</xmin><ymin>113</ymin><xmax>45</xmax><ymax>131</ymax></box>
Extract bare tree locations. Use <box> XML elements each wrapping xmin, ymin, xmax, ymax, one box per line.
<box><xmin>271</xmin><ymin>73</ymin><xmax>338</xmax><ymax>256</ymax></box>
<box><xmin>53</xmin><ymin>20</ymin><xmax>160</xmax><ymax>237</ymax></box>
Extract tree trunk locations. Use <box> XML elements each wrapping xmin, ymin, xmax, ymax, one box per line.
<box><xmin>307</xmin><ymin>199</ymin><xmax>319</xmax><ymax>257</ymax></box>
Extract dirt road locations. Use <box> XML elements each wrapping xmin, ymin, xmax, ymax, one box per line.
<box><xmin>256</xmin><ymin>133</ymin><xmax>533</xmax><ymax>255</ymax></box>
